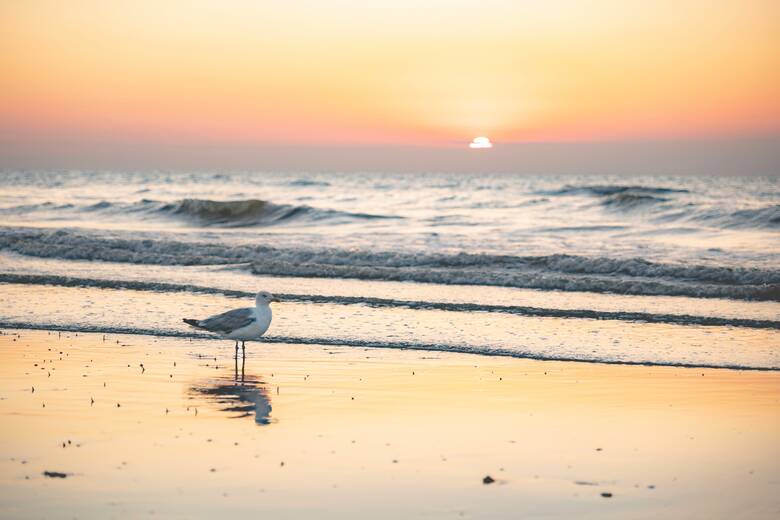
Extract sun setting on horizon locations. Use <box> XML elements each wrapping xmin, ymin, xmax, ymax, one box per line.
<box><xmin>469</xmin><ymin>137</ymin><xmax>493</xmax><ymax>149</ymax></box>
<box><xmin>1</xmin><ymin>0</ymin><xmax>778</xmax><ymax>161</ymax></box>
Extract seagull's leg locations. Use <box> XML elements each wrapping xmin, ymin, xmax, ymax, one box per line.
<box><xmin>234</xmin><ymin>341</ymin><xmax>239</xmax><ymax>359</ymax></box>
<box><xmin>234</xmin><ymin>354</ymin><xmax>238</xmax><ymax>381</ymax></box>
<box><xmin>241</xmin><ymin>341</ymin><xmax>246</xmax><ymax>380</ymax></box>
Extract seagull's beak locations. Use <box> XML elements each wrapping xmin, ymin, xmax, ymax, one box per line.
<box><xmin>271</xmin><ymin>297</ymin><xmax>280</xmax><ymax>303</ymax></box>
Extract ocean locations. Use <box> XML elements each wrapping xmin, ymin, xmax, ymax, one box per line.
<box><xmin>0</xmin><ymin>170</ymin><xmax>777</xmax><ymax>369</ymax></box>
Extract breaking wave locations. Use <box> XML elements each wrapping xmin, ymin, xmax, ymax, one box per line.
<box><xmin>2</xmin><ymin>184</ymin><xmax>776</xmax><ymax>229</ymax></box>
<box><xmin>162</xmin><ymin>198</ymin><xmax>396</xmax><ymax>227</ymax></box>
<box><xmin>539</xmin><ymin>184</ymin><xmax>779</xmax><ymax>227</ymax></box>
<box><xmin>1</xmin><ymin>228</ymin><xmax>777</xmax><ymax>301</ymax></box>
<box><xmin>696</xmin><ymin>204</ymin><xmax>780</xmax><ymax>230</ymax></box>
<box><xmin>0</xmin><ymin>198</ymin><xmax>398</xmax><ymax>227</ymax></box>
<box><xmin>601</xmin><ymin>192</ymin><xmax>668</xmax><ymax>208</ymax></box>
<box><xmin>540</xmin><ymin>185</ymin><xmax>689</xmax><ymax>197</ymax></box>
<box><xmin>545</xmin><ymin>185</ymin><xmax>675</xmax><ymax>209</ymax></box>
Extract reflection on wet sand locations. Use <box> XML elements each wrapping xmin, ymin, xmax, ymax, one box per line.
<box><xmin>2</xmin><ymin>331</ymin><xmax>779</xmax><ymax>519</ymax></box>
<box><xmin>190</xmin><ymin>355</ymin><xmax>273</xmax><ymax>425</ymax></box>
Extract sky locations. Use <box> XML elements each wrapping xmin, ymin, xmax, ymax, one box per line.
<box><xmin>1</xmin><ymin>0</ymin><xmax>778</xmax><ymax>173</ymax></box>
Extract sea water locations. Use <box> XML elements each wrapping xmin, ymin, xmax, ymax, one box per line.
<box><xmin>0</xmin><ymin>171</ymin><xmax>777</xmax><ymax>368</ymax></box>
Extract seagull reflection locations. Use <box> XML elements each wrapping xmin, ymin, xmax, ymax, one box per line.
<box><xmin>190</xmin><ymin>357</ymin><xmax>273</xmax><ymax>425</ymax></box>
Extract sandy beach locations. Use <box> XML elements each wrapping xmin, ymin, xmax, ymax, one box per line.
<box><xmin>1</xmin><ymin>329</ymin><xmax>777</xmax><ymax>519</ymax></box>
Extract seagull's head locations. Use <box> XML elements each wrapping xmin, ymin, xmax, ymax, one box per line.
<box><xmin>255</xmin><ymin>291</ymin><xmax>279</xmax><ymax>306</ymax></box>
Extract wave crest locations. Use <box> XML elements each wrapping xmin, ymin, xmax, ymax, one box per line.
<box><xmin>167</xmin><ymin>198</ymin><xmax>302</xmax><ymax>227</ymax></box>
<box><xmin>540</xmin><ymin>184</ymin><xmax>779</xmax><ymax>227</ymax></box>
<box><xmin>541</xmin><ymin>185</ymin><xmax>689</xmax><ymax>197</ymax></box>
<box><xmin>601</xmin><ymin>192</ymin><xmax>669</xmax><ymax>208</ymax></box>
<box><xmin>0</xmin><ymin>198</ymin><xmax>398</xmax><ymax>227</ymax></box>
<box><xmin>164</xmin><ymin>198</ymin><xmax>398</xmax><ymax>227</ymax></box>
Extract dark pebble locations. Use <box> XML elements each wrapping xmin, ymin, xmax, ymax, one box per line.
<box><xmin>483</xmin><ymin>475</ymin><xmax>495</xmax><ymax>484</ymax></box>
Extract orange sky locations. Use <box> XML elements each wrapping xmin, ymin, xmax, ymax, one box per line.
<box><xmin>1</xmin><ymin>0</ymin><xmax>778</xmax><ymax>149</ymax></box>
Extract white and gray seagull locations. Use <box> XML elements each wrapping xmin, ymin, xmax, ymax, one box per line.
<box><xmin>184</xmin><ymin>291</ymin><xmax>278</xmax><ymax>357</ymax></box>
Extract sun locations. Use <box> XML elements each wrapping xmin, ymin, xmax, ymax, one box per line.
<box><xmin>469</xmin><ymin>136</ymin><xmax>493</xmax><ymax>149</ymax></box>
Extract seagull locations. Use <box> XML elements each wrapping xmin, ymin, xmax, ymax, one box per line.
<box><xmin>183</xmin><ymin>291</ymin><xmax>278</xmax><ymax>357</ymax></box>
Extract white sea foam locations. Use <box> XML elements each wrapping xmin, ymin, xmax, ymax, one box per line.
<box><xmin>0</xmin><ymin>228</ymin><xmax>776</xmax><ymax>300</ymax></box>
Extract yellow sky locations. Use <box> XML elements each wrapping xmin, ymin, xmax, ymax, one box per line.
<box><xmin>1</xmin><ymin>0</ymin><xmax>778</xmax><ymax>147</ymax></box>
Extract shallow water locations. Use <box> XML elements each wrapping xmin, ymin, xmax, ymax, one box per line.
<box><xmin>0</xmin><ymin>171</ymin><xmax>778</xmax><ymax>368</ymax></box>
<box><xmin>1</xmin><ymin>284</ymin><xmax>777</xmax><ymax>369</ymax></box>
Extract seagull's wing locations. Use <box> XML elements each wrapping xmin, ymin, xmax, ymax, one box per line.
<box><xmin>198</xmin><ymin>307</ymin><xmax>256</xmax><ymax>333</ymax></box>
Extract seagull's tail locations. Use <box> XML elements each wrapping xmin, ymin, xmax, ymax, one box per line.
<box><xmin>183</xmin><ymin>318</ymin><xmax>203</xmax><ymax>329</ymax></box>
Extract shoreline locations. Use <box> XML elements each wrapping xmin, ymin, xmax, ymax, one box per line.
<box><xmin>2</xmin><ymin>324</ymin><xmax>777</xmax><ymax>372</ymax></box>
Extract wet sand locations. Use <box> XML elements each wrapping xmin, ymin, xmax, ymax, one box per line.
<box><xmin>0</xmin><ymin>329</ymin><xmax>778</xmax><ymax>519</ymax></box>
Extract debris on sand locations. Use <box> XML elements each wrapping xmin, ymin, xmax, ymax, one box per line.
<box><xmin>43</xmin><ymin>471</ymin><xmax>68</xmax><ymax>478</ymax></box>
<box><xmin>600</xmin><ymin>492</ymin><xmax>613</xmax><ymax>498</ymax></box>
<box><xmin>483</xmin><ymin>475</ymin><xmax>495</xmax><ymax>484</ymax></box>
